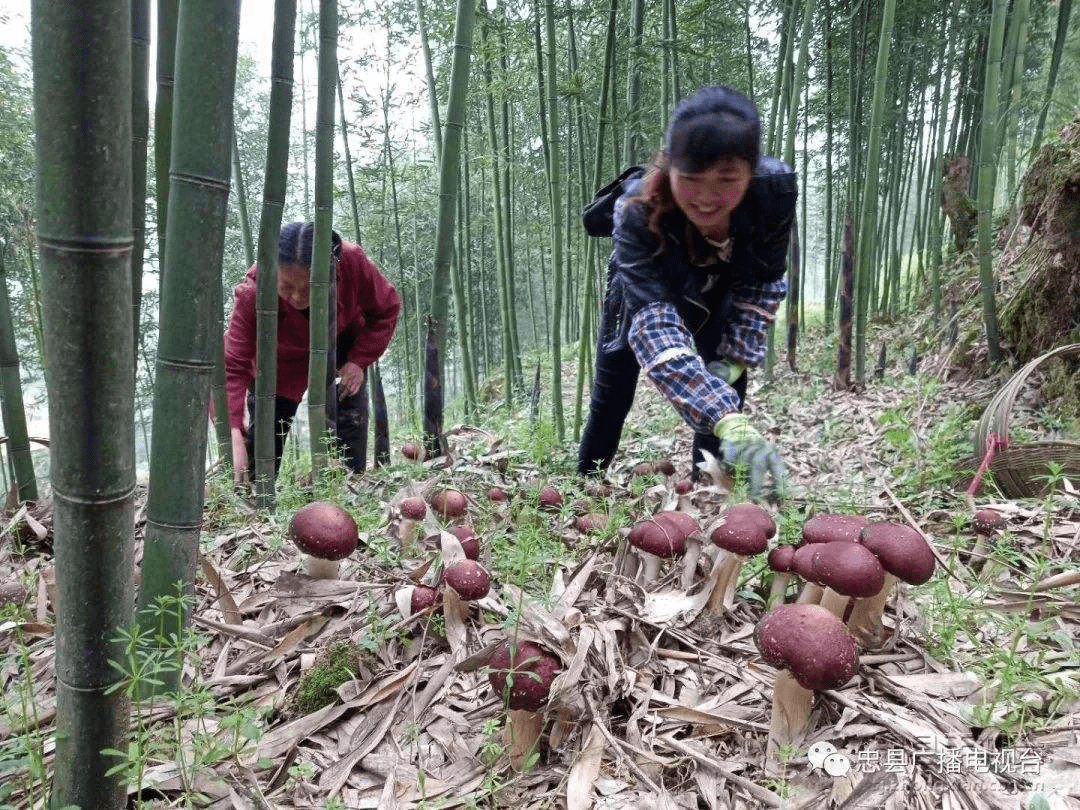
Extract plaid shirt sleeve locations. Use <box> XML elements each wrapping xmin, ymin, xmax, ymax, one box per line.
<box><xmin>715</xmin><ymin>278</ymin><xmax>788</xmax><ymax>366</ymax></box>
<box><xmin>627</xmin><ymin>302</ymin><xmax>740</xmax><ymax>435</ymax></box>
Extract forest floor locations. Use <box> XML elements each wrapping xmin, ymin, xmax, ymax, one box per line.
<box><xmin>1</xmin><ymin>318</ymin><xmax>1079</xmax><ymax>810</ymax></box>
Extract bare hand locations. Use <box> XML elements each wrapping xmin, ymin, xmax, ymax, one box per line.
<box><xmin>338</xmin><ymin>361</ymin><xmax>364</xmax><ymax>399</ymax></box>
<box><xmin>230</xmin><ymin>428</ymin><xmax>249</xmax><ymax>486</ymax></box>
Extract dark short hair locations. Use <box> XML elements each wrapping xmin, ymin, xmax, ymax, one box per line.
<box><xmin>277</xmin><ymin>221</ymin><xmax>342</xmax><ymax>269</ymax></box>
<box><xmin>664</xmin><ymin>86</ymin><xmax>761</xmax><ymax>173</ymax></box>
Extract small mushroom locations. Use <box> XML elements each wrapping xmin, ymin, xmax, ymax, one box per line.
<box><xmin>448</xmin><ymin>526</ymin><xmax>481</xmax><ymax>560</ymax></box>
<box><xmin>766</xmin><ymin>545</ymin><xmax>797</xmax><ymax>606</ymax></box>
<box><xmin>398</xmin><ymin>496</ymin><xmax>427</xmax><ymax>544</ymax></box>
<box><xmin>755</xmin><ymin>603</ymin><xmax>858</xmax><ymax>766</ymax></box>
<box><xmin>537</xmin><ymin>486</ymin><xmax>563</xmax><ymax>510</ymax></box>
<box><xmin>402</xmin><ymin>442</ymin><xmax>423</xmax><ymax>461</ymax></box>
<box><xmin>969</xmin><ymin>509</ymin><xmax>1005</xmax><ymax>570</ymax></box>
<box><xmin>794</xmin><ymin>513</ymin><xmax>871</xmax><ymax>603</ymax></box>
<box><xmin>708</xmin><ymin>503</ymin><xmax>774</xmax><ymax>613</ymax></box>
<box><xmin>631</xmin><ymin>461</ymin><xmax>656</xmax><ymax>477</ymax></box>
<box><xmin>575</xmin><ymin>513</ymin><xmax>608</xmax><ymax>534</ymax></box>
<box><xmin>847</xmin><ymin>521</ymin><xmax>936</xmax><ymax>647</ymax></box>
<box><xmin>394</xmin><ymin>583</ymin><xmax>442</xmax><ymax>619</ymax></box>
<box><xmin>487</xmin><ymin>487</ymin><xmax>508</xmax><ymax>503</ymax></box>
<box><xmin>442</xmin><ymin>559</ymin><xmax>491</xmax><ymax>600</ymax></box>
<box><xmin>488</xmin><ymin>640</ymin><xmax>563</xmax><ymax>770</ymax></box>
<box><xmin>288</xmin><ymin>501</ymin><xmax>360</xmax><ymax>579</ymax></box>
<box><xmin>654</xmin><ymin>459</ymin><xmax>676</xmax><ymax>476</ymax></box>
<box><xmin>627</xmin><ymin>517</ymin><xmax>687</xmax><ymax>585</ymax></box>
<box><xmin>652</xmin><ymin>510</ymin><xmax>703</xmax><ymax>590</ymax></box>
<box><xmin>431</xmin><ymin>488</ymin><xmax>468</xmax><ymax>519</ymax></box>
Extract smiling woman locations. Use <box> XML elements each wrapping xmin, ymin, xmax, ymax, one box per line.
<box><xmin>578</xmin><ymin>86</ymin><xmax>797</xmax><ymax>502</ymax></box>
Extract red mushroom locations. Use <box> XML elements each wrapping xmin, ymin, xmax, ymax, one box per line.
<box><xmin>398</xmin><ymin>496</ymin><xmax>427</xmax><ymax>544</ymax></box>
<box><xmin>755</xmin><ymin>603</ymin><xmax>858</xmax><ymax>765</ymax></box>
<box><xmin>402</xmin><ymin>442</ymin><xmax>423</xmax><ymax>461</ymax></box>
<box><xmin>798</xmin><ymin>541</ymin><xmax>886</xmax><ymax>619</ymax></box>
<box><xmin>449</xmin><ymin>526</ymin><xmax>481</xmax><ymax>560</ymax></box>
<box><xmin>537</xmin><ymin>486</ymin><xmax>563</xmax><ymax>510</ymax></box>
<box><xmin>487</xmin><ymin>487</ymin><xmax>508</xmax><ymax>503</ymax></box>
<box><xmin>766</xmin><ymin>545</ymin><xmax>797</xmax><ymax>606</ymax></box>
<box><xmin>574</xmin><ymin>513</ymin><xmax>608</xmax><ymax>534</ymax></box>
<box><xmin>847</xmin><ymin>521</ymin><xmax>936</xmax><ymax>647</ymax></box>
<box><xmin>488</xmin><ymin>640</ymin><xmax>563</xmax><ymax>770</ymax></box>
<box><xmin>288</xmin><ymin>501</ymin><xmax>360</xmax><ymax>579</ymax></box>
<box><xmin>969</xmin><ymin>509</ymin><xmax>1005</xmax><ymax>570</ymax></box>
<box><xmin>627</xmin><ymin>516</ymin><xmax>687</xmax><ymax>585</ymax></box>
<box><xmin>794</xmin><ymin>513</ymin><xmax>871</xmax><ymax>603</ymax></box>
<box><xmin>708</xmin><ymin>503</ymin><xmax>774</xmax><ymax>612</ymax></box>
<box><xmin>653</xmin><ymin>510</ymin><xmax>703</xmax><ymax>590</ymax></box>
<box><xmin>430</xmin><ymin>488</ymin><xmax>468</xmax><ymax>519</ymax></box>
<box><xmin>442</xmin><ymin>559</ymin><xmax>491</xmax><ymax>600</ymax></box>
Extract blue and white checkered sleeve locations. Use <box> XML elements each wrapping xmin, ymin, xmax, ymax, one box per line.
<box><xmin>628</xmin><ymin>302</ymin><xmax>741</xmax><ymax>435</ymax></box>
<box><xmin>716</xmin><ymin>278</ymin><xmax>787</xmax><ymax>366</ymax></box>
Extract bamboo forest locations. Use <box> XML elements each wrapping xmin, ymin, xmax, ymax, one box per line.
<box><xmin>2</xmin><ymin>0</ymin><xmax>1080</xmax><ymax>806</ymax></box>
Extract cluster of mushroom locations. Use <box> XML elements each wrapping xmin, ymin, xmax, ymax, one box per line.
<box><xmin>393</xmin><ymin>486</ymin><xmax>496</xmax><ymax>626</ymax></box>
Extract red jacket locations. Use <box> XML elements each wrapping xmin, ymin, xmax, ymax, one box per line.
<box><xmin>224</xmin><ymin>240</ymin><xmax>401</xmax><ymax>432</ymax></box>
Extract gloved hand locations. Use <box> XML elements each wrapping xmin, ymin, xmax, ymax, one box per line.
<box><xmin>713</xmin><ymin>413</ymin><xmax>788</xmax><ymax>502</ymax></box>
<box><xmin>706</xmin><ymin>358</ymin><xmax>746</xmax><ymax>385</ymax></box>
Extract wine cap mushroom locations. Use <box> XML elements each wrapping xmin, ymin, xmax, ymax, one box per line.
<box><xmin>973</xmin><ymin>509</ymin><xmax>1005</xmax><ymax>535</ymax></box>
<box><xmin>654</xmin><ymin>459</ymin><xmax>676</xmax><ymax>476</ymax></box>
<box><xmin>674</xmin><ymin>479</ymin><xmax>693</xmax><ymax>495</ymax></box>
<box><xmin>487</xmin><ymin>487</ymin><xmax>508</xmax><ymax>502</ymax></box>
<box><xmin>410</xmin><ymin>585</ymin><xmax>441</xmax><ymax>613</ymax></box>
<box><xmin>289</xmin><ymin>501</ymin><xmax>360</xmax><ymax>562</ymax></box>
<box><xmin>488</xmin><ymin>640</ymin><xmax>562</xmax><ymax>711</ymax></box>
<box><xmin>537</xmin><ymin>486</ymin><xmax>563</xmax><ymax>510</ymax></box>
<box><xmin>449</xmin><ymin>526</ymin><xmax>480</xmax><ymax>560</ymax></box>
<box><xmin>768</xmin><ymin>545</ymin><xmax>796</xmax><ymax>573</ymax></box>
<box><xmin>710</xmin><ymin>503</ymin><xmax>773</xmax><ymax>556</ymax></box>
<box><xmin>402</xmin><ymin>443</ymin><xmax>423</xmax><ymax>460</ymax></box>
<box><xmin>431</xmin><ymin>488</ymin><xmax>468</xmax><ymax>519</ymax></box>
<box><xmin>802</xmin><ymin>514</ymin><xmax>870</xmax><ymax>544</ymax></box>
<box><xmin>857</xmin><ymin>522</ymin><xmax>936</xmax><ymax>585</ymax></box>
<box><xmin>400</xmin><ymin>497</ymin><xmax>427</xmax><ymax>520</ymax></box>
<box><xmin>754</xmin><ymin>603</ymin><xmax>858</xmax><ymax>690</ymax></box>
<box><xmin>629</xmin><ymin>517</ymin><xmax>687</xmax><ymax>559</ymax></box>
<box><xmin>652</xmin><ymin>510</ymin><xmax>701</xmax><ymax>539</ymax></box>
<box><xmin>442</xmin><ymin>559</ymin><xmax>491</xmax><ymax>599</ymax></box>
<box><xmin>803</xmin><ymin>541</ymin><xmax>886</xmax><ymax>597</ymax></box>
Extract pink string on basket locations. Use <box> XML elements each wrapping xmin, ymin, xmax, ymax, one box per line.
<box><xmin>966</xmin><ymin>432</ymin><xmax>1009</xmax><ymax>496</ymax></box>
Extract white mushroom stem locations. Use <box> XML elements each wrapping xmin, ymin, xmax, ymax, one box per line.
<box><xmin>506</xmin><ymin>709</ymin><xmax>545</xmax><ymax>771</ymax></box>
<box><xmin>305</xmin><ymin>556</ymin><xmax>340</xmax><ymax>579</ymax></box>
<box><xmin>679</xmin><ymin>537</ymin><xmax>702</xmax><ymax>590</ymax></box>
<box><xmin>767</xmin><ymin>572</ymin><xmax>791</xmax><ymax>607</ymax></box>
<box><xmin>846</xmin><ymin>572</ymin><xmax>898</xmax><ymax>648</ymax></box>
<box><xmin>766</xmin><ymin>670</ymin><xmax>814</xmax><ymax>772</ymax></box>
<box><xmin>637</xmin><ymin>551</ymin><xmax>662</xmax><ymax>585</ymax></box>
<box><xmin>707</xmin><ymin>552</ymin><xmax>745</xmax><ymax>613</ymax></box>
<box><xmin>795</xmin><ymin>581</ymin><xmax>824</xmax><ymax>604</ymax></box>
<box><xmin>396</xmin><ymin>518</ymin><xmax>418</xmax><ymax>546</ymax></box>
<box><xmin>819</xmin><ymin>588</ymin><xmax>853</xmax><ymax>620</ymax></box>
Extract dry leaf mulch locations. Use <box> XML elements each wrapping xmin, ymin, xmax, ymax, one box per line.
<box><xmin>1</xmin><ymin>358</ymin><xmax>1079</xmax><ymax>810</ymax></box>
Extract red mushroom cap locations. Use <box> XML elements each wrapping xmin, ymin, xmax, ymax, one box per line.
<box><xmin>400</xmin><ymin>497</ymin><xmax>427</xmax><ymax>521</ymax></box>
<box><xmin>790</xmin><ymin>543</ymin><xmax>818</xmax><ymax>578</ymax></box>
<box><xmin>768</xmin><ymin>545</ymin><xmax>797</xmax><ymax>573</ymax></box>
<box><xmin>631</xmin><ymin>461</ymin><xmax>656</xmax><ymax>477</ymax></box>
<box><xmin>288</xmin><ymin>502</ymin><xmax>360</xmax><ymax>561</ymax></box>
<box><xmin>710</xmin><ymin>503</ymin><xmax>773</xmax><ymax>556</ymax></box>
<box><xmin>488</xmin><ymin>640</ymin><xmax>562</xmax><ymax>711</ymax></box>
<box><xmin>431</xmin><ymin>489</ymin><xmax>468</xmax><ymax>519</ymax></box>
<box><xmin>487</xmin><ymin>487</ymin><xmax>508</xmax><ymax>503</ymax></box>
<box><xmin>410</xmin><ymin>585</ymin><xmax>441</xmax><ymax>613</ymax></box>
<box><xmin>802</xmin><ymin>514</ymin><xmax>870</xmax><ymax>544</ymax></box>
<box><xmin>442</xmin><ymin>559</ymin><xmax>491</xmax><ymax>599</ymax></box>
<box><xmin>803</xmin><ymin>541</ymin><xmax>886</xmax><ymax>597</ymax></box>
<box><xmin>449</xmin><ymin>526</ymin><xmax>480</xmax><ymax>560</ymax></box>
<box><xmin>402</xmin><ymin>443</ymin><xmax>423</xmax><ymax>461</ymax></box>
<box><xmin>584</xmin><ymin>481</ymin><xmax>613</xmax><ymax>498</ymax></box>
<box><xmin>575</xmin><ymin>513</ymin><xmax>607</xmax><ymax>533</ymax></box>
<box><xmin>674</xmin><ymin>479</ymin><xmax>693</xmax><ymax>495</ymax></box>
<box><xmin>754</xmin><ymin>603</ymin><xmax>859</xmax><ymax>691</ymax></box>
<box><xmin>538</xmin><ymin>486</ymin><xmax>564</xmax><ymax>510</ymax></box>
<box><xmin>972</xmin><ymin>509</ymin><xmax>1005</xmax><ymax>535</ymax></box>
<box><xmin>857</xmin><ymin>522</ymin><xmax>936</xmax><ymax>585</ymax></box>
<box><xmin>628</xmin><ymin>518</ymin><xmax>686</xmax><ymax>559</ymax></box>
<box><xmin>654</xmin><ymin>459</ymin><xmax>676</xmax><ymax>476</ymax></box>
<box><xmin>652</xmin><ymin>510</ymin><xmax>701</xmax><ymax>539</ymax></box>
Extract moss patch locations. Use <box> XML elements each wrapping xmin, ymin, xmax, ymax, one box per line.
<box><xmin>293</xmin><ymin>642</ymin><xmax>362</xmax><ymax>715</ymax></box>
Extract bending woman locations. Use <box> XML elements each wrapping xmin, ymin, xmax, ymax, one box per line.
<box><xmin>578</xmin><ymin>86</ymin><xmax>796</xmax><ymax>500</ymax></box>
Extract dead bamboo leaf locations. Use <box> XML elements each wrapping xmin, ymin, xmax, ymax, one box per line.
<box><xmin>1032</xmin><ymin>569</ymin><xmax>1080</xmax><ymax>592</ymax></box>
<box><xmin>566</xmin><ymin>722</ymin><xmax>605</xmax><ymax>810</ymax></box>
<box><xmin>200</xmin><ymin>554</ymin><xmax>241</xmax><ymax>624</ymax></box>
<box><xmin>261</xmin><ymin>614</ymin><xmax>328</xmax><ymax>661</ymax></box>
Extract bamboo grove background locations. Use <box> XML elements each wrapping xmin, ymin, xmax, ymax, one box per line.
<box><xmin>1</xmin><ymin>0</ymin><xmax>1078</xmax><ymax>480</ymax></box>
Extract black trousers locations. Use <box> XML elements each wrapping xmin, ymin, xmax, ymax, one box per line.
<box><xmin>577</xmin><ymin>329</ymin><xmax>747</xmax><ymax>477</ymax></box>
<box><xmin>245</xmin><ymin>331</ymin><xmax>368</xmax><ymax>476</ymax></box>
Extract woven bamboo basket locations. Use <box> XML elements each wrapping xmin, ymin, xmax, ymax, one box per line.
<box><xmin>972</xmin><ymin>343</ymin><xmax>1080</xmax><ymax>498</ymax></box>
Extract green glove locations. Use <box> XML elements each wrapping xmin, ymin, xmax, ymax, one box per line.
<box><xmin>706</xmin><ymin>359</ymin><xmax>746</xmax><ymax>385</ymax></box>
<box><xmin>713</xmin><ymin>413</ymin><xmax>789</xmax><ymax>502</ymax></box>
